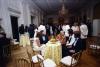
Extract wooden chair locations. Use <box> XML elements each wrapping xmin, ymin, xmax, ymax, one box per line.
<box><xmin>31</xmin><ymin>54</ymin><xmax>57</xmax><ymax>67</ymax></box>
<box><xmin>60</xmin><ymin>51</ymin><xmax>82</xmax><ymax>67</ymax></box>
<box><xmin>27</xmin><ymin>51</ymin><xmax>56</xmax><ymax>67</ymax></box>
<box><xmin>15</xmin><ymin>58</ymin><xmax>30</xmax><ymax>67</ymax></box>
<box><xmin>88</xmin><ymin>37</ymin><xmax>100</xmax><ymax>55</ymax></box>
<box><xmin>87</xmin><ymin>38</ymin><xmax>95</xmax><ymax>54</ymax></box>
<box><xmin>2</xmin><ymin>45</ymin><xmax>11</xmax><ymax>59</ymax></box>
<box><xmin>42</xmin><ymin>58</ymin><xmax>57</xmax><ymax>67</ymax></box>
<box><xmin>10</xmin><ymin>39</ymin><xmax>20</xmax><ymax>50</ymax></box>
<box><xmin>27</xmin><ymin>51</ymin><xmax>42</xmax><ymax>67</ymax></box>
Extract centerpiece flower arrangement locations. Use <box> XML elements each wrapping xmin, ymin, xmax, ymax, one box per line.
<box><xmin>50</xmin><ymin>36</ymin><xmax>57</xmax><ymax>43</ymax></box>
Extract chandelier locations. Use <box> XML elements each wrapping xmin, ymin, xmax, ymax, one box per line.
<box><xmin>59</xmin><ymin>0</ymin><xmax>68</xmax><ymax>17</ymax></box>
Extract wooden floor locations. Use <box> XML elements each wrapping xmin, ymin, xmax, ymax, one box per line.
<box><xmin>6</xmin><ymin>37</ymin><xmax>100</xmax><ymax>67</ymax></box>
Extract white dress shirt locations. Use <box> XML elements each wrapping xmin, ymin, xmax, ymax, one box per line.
<box><xmin>71</xmin><ymin>26</ymin><xmax>80</xmax><ymax>32</ymax></box>
<box><xmin>62</xmin><ymin>25</ymin><xmax>70</xmax><ymax>37</ymax></box>
<box><xmin>50</xmin><ymin>26</ymin><xmax>53</xmax><ymax>35</ymax></box>
<box><xmin>42</xmin><ymin>36</ymin><xmax>46</xmax><ymax>41</ymax></box>
<box><xmin>73</xmin><ymin>38</ymin><xmax>78</xmax><ymax>46</ymax></box>
<box><xmin>66</xmin><ymin>34</ymin><xmax>75</xmax><ymax>46</ymax></box>
<box><xmin>80</xmin><ymin>24</ymin><xmax>88</xmax><ymax>39</ymax></box>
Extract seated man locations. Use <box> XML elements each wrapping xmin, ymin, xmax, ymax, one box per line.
<box><xmin>66</xmin><ymin>29</ymin><xmax>75</xmax><ymax>46</ymax></box>
<box><xmin>66</xmin><ymin>32</ymin><xmax>83</xmax><ymax>55</ymax></box>
<box><xmin>62</xmin><ymin>29</ymin><xmax>75</xmax><ymax>57</ymax></box>
<box><xmin>39</xmin><ymin>31</ymin><xmax>49</xmax><ymax>44</ymax></box>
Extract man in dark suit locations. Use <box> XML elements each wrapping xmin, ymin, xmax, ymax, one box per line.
<box><xmin>68</xmin><ymin>32</ymin><xmax>83</xmax><ymax>55</ymax></box>
<box><xmin>39</xmin><ymin>31</ymin><xmax>49</xmax><ymax>44</ymax></box>
<box><xmin>47</xmin><ymin>23</ymin><xmax>55</xmax><ymax>36</ymax></box>
<box><xmin>19</xmin><ymin>24</ymin><xmax>25</xmax><ymax>35</ymax></box>
<box><xmin>28</xmin><ymin>24</ymin><xmax>35</xmax><ymax>38</ymax></box>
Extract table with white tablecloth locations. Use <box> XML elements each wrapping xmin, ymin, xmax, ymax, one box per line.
<box><xmin>44</xmin><ymin>41</ymin><xmax>62</xmax><ymax>65</ymax></box>
<box><xmin>19</xmin><ymin>33</ymin><xmax>30</xmax><ymax>47</ymax></box>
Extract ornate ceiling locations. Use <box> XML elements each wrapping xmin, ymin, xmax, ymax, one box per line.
<box><xmin>32</xmin><ymin>0</ymin><xmax>92</xmax><ymax>14</ymax></box>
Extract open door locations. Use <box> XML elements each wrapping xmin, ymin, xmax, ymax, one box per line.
<box><xmin>10</xmin><ymin>16</ymin><xmax>19</xmax><ymax>41</ymax></box>
<box><xmin>31</xmin><ymin>16</ymin><xmax>35</xmax><ymax>24</ymax></box>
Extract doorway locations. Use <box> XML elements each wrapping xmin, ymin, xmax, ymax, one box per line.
<box><xmin>10</xmin><ymin>16</ymin><xmax>19</xmax><ymax>41</ymax></box>
<box><xmin>31</xmin><ymin>16</ymin><xmax>35</xmax><ymax>24</ymax></box>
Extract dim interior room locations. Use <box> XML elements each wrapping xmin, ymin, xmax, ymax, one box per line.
<box><xmin>0</xmin><ymin>0</ymin><xmax>100</xmax><ymax>67</ymax></box>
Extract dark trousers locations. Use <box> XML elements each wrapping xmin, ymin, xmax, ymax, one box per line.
<box><xmin>62</xmin><ymin>45</ymin><xmax>71</xmax><ymax>58</ymax></box>
<box><xmin>81</xmin><ymin>39</ymin><xmax>86</xmax><ymax>50</ymax></box>
<box><xmin>66</xmin><ymin>37</ymin><xmax>69</xmax><ymax>42</ymax></box>
<box><xmin>62</xmin><ymin>44</ymin><xmax>76</xmax><ymax>58</ymax></box>
<box><xmin>0</xmin><ymin>47</ymin><xmax>6</xmax><ymax>67</ymax></box>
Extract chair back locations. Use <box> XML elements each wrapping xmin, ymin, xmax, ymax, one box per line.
<box><xmin>96</xmin><ymin>36</ymin><xmax>100</xmax><ymax>46</ymax></box>
<box><xmin>27</xmin><ymin>51</ymin><xmax>32</xmax><ymax>61</ymax></box>
<box><xmin>88</xmin><ymin>37</ymin><xmax>100</xmax><ymax>55</ymax></box>
<box><xmin>71</xmin><ymin>51</ymin><xmax>82</xmax><ymax>67</ymax></box>
<box><xmin>2</xmin><ymin>45</ymin><xmax>11</xmax><ymax>58</ymax></box>
<box><xmin>15</xmin><ymin>58</ymin><xmax>30</xmax><ymax>67</ymax></box>
<box><xmin>27</xmin><ymin>51</ymin><xmax>43</xmax><ymax>67</ymax></box>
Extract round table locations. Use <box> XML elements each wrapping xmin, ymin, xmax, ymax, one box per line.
<box><xmin>44</xmin><ymin>41</ymin><xmax>62</xmax><ymax>65</ymax></box>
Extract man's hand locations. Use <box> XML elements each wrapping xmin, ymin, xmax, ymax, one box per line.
<box><xmin>69</xmin><ymin>50</ymin><xmax>75</xmax><ymax>53</ymax></box>
<box><xmin>66</xmin><ymin>45</ymin><xmax>72</xmax><ymax>48</ymax></box>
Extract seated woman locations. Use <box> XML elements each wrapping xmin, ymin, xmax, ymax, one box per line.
<box><xmin>32</xmin><ymin>31</ymin><xmax>46</xmax><ymax>55</ymax></box>
<box><xmin>56</xmin><ymin>31</ymin><xmax>66</xmax><ymax>45</ymax></box>
<box><xmin>56</xmin><ymin>31</ymin><xmax>67</xmax><ymax>58</ymax></box>
<box><xmin>32</xmin><ymin>33</ymin><xmax>41</xmax><ymax>51</ymax></box>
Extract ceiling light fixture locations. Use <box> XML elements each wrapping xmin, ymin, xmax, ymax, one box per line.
<box><xmin>59</xmin><ymin>0</ymin><xmax>68</xmax><ymax>18</ymax></box>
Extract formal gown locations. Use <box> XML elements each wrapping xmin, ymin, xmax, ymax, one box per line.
<box><xmin>32</xmin><ymin>37</ymin><xmax>41</xmax><ymax>51</ymax></box>
<box><xmin>32</xmin><ymin>37</ymin><xmax>46</xmax><ymax>56</ymax></box>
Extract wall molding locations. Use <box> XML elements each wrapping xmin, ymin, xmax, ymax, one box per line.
<box><xmin>8</xmin><ymin>7</ymin><xmax>21</xmax><ymax>14</ymax></box>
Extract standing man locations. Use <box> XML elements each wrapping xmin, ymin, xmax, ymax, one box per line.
<box><xmin>28</xmin><ymin>24</ymin><xmax>35</xmax><ymax>38</ymax></box>
<box><xmin>80</xmin><ymin>22</ymin><xmax>88</xmax><ymax>50</ymax></box>
<box><xmin>62</xmin><ymin>22</ymin><xmax>70</xmax><ymax>41</ymax></box>
<box><xmin>19</xmin><ymin>24</ymin><xmax>25</xmax><ymax>35</ymax></box>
